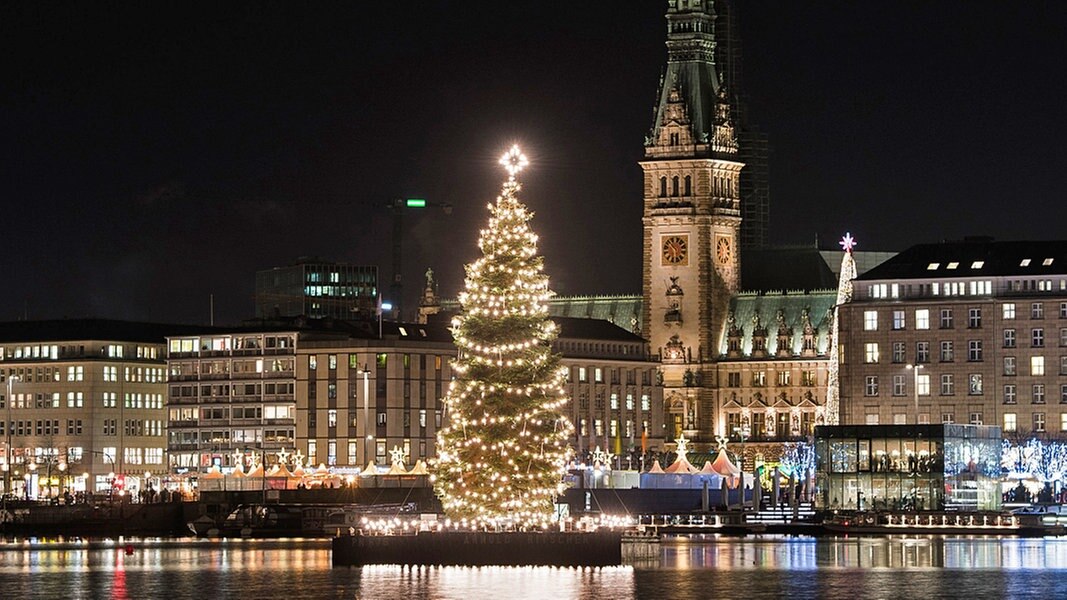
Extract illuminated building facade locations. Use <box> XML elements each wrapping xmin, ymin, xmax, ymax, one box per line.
<box><xmin>815</xmin><ymin>424</ymin><xmax>1002</xmax><ymax>511</ymax></box>
<box><xmin>255</xmin><ymin>259</ymin><xmax>377</xmax><ymax>320</ymax></box>
<box><xmin>840</xmin><ymin>239</ymin><xmax>1067</xmax><ymax>437</ymax></box>
<box><xmin>0</xmin><ymin>319</ymin><xmax>194</xmax><ymax>499</ymax></box>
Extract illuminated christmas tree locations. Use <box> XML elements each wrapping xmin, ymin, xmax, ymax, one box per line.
<box><xmin>433</xmin><ymin>146</ymin><xmax>574</xmax><ymax>527</ymax></box>
<box><xmin>825</xmin><ymin>233</ymin><xmax>857</xmax><ymax>426</ymax></box>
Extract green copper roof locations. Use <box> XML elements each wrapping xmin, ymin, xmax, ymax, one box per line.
<box><xmin>719</xmin><ymin>291</ymin><xmax>837</xmax><ymax>358</ymax></box>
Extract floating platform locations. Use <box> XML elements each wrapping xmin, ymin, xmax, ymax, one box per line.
<box><xmin>332</xmin><ymin>531</ymin><xmax>622</xmax><ymax>567</ymax></box>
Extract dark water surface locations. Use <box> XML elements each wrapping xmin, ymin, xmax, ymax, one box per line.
<box><xmin>1</xmin><ymin>535</ymin><xmax>1066</xmax><ymax>599</ymax></box>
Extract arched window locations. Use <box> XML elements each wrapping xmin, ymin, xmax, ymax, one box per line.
<box><xmin>684</xmin><ymin>175</ymin><xmax>692</xmax><ymax>196</ymax></box>
<box><xmin>659</xmin><ymin>177</ymin><xmax>667</xmax><ymax>197</ymax></box>
<box><xmin>671</xmin><ymin>176</ymin><xmax>679</xmax><ymax>197</ymax></box>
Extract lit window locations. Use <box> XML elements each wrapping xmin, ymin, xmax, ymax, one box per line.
<box><xmin>1004</xmin><ymin>413</ymin><xmax>1017</xmax><ymax>432</ymax></box>
<box><xmin>1003</xmin><ymin>303</ymin><xmax>1016</xmax><ymax>319</ymax></box>
<box><xmin>1043</xmin><ymin>258</ymin><xmax>1054</xmax><ymax>266</ymax></box>
<box><xmin>947</xmin><ymin>262</ymin><xmax>959</xmax><ymax>270</ymax></box>
<box><xmin>915</xmin><ymin>309</ymin><xmax>930</xmax><ymax>330</ymax></box>
<box><xmin>864</xmin><ymin>343</ymin><xmax>880</xmax><ymax>364</ymax></box>
<box><xmin>1031</xmin><ymin>356</ymin><xmax>1045</xmax><ymax>376</ymax></box>
<box><xmin>927</xmin><ymin>263</ymin><xmax>940</xmax><ymax>270</ymax></box>
<box><xmin>864</xmin><ymin>376</ymin><xmax>878</xmax><ymax>396</ymax></box>
<box><xmin>971</xmin><ymin>261</ymin><xmax>984</xmax><ymax>269</ymax></box>
<box><xmin>1020</xmin><ymin>259</ymin><xmax>1032</xmax><ymax>267</ymax></box>
<box><xmin>916</xmin><ymin>374</ymin><xmax>930</xmax><ymax>396</ymax></box>
<box><xmin>864</xmin><ymin>311</ymin><xmax>878</xmax><ymax>331</ymax></box>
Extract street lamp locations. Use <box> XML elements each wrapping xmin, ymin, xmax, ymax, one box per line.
<box><xmin>4</xmin><ymin>375</ymin><xmax>19</xmax><ymax>498</ymax></box>
<box><xmin>359</xmin><ymin>364</ymin><xmax>373</xmax><ymax>465</ymax></box>
<box><xmin>733</xmin><ymin>424</ymin><xmax>751</xmax><ymax>473</ymax></box>
<box><xmin>906</xmin><ymin>364</ymin><xmax>924</xmax><ymax>424</ymax></box>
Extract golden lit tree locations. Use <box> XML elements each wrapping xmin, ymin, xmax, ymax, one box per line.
<box><xmin>433</xmin><ymin>146</ymin><xmax>573</xmax><ymax>527</ymax></box>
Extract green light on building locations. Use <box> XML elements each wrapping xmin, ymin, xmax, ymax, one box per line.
<box><xmin>406</xmin><ymin>198</ymin><xmax>426</xmax><ymax>208</ymax></box>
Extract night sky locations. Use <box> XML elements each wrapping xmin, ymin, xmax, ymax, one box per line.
<box><xmin>4</xmin><ymin>1</ymin><xmax>1066</xmax><ymax>326</ymax></box>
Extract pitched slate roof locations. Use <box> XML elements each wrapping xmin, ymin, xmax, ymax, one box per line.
<box><xmin>859</xmin><ymin>239</ymin><xmax>1067</xmax><ymax>281</ymax></box>
<box><xmin>718</xmin><ymin>291</ymin><xmax>837</xmax><ymax>358</ymax></box>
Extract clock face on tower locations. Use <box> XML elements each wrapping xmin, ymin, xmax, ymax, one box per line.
<box><xmin>716</xmin><ymin>236</ymin><xmax>732</xmax><ymax>265</ymax></box>
<box><xmin>661</xmin><ymin>235</ymin><xmax>689</xmax><ymax>266</ymax></box>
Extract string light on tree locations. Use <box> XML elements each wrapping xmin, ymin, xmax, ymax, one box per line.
<box><xmin>433</xmin><ymin>144</ymin><xmax>574</xmax><ymax>529</ymax></box>
<box><xmin>825</xmin><ymin>232</ymin><xmax>858</xmax><ymax>426</ymax></box>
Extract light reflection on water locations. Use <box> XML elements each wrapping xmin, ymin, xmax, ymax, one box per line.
<box><xmin>1</xmin><ymin>536</ymin><xmax>1066</xmax><ymax>599</ymax></box>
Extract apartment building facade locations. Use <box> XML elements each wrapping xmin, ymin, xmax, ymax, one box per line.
<box><xmin>840</xmin><ymin>240</ymin><xmax>1067</xmax><ymax>438</ymax></box>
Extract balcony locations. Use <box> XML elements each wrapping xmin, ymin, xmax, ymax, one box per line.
<box><xmin>264</xmin><ymin>418</ymin><xmax>295</xmax><ymax>426</ymax></box>
<box><xmin>169</xmin><ymin>419</ymin><xmax>199</xmax><ymax>428</ymax></box>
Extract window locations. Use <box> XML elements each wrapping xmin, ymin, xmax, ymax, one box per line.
<box><xmin>940</xmin><ymin>341</ymin><xmax>954</xmax><ymax>362</ymax></box>
<box><xmin>864</xmin><ymin>376</ymin><xmax>879</xmax><ymax>396</ymax></box>
<box><xmin>916</xmin><ymin>342</ymin><xmax>930</xmax><ymax>363</ymax></box>
<box><xmin>578</xmin><ymin>367</ymin><xmax>587</xmax><ymax>382</ymax></box>
<box><xmin>752</xmin><ymin>371</ymin><xmax>766</xmax><ymax>387</ymax></box>
<box><xmin>969</xmin><ymin>412</ymin><xmax>983</xmax><ymax>425</ymax></box>
<box><xmin>865</xmin><ymin>414</ymin><xmax>879</xmax><ymax>425</ymax></box>
<box><xmin>916</xmin><ymin>374</ymin><xmax>930</xmax><ymax>396</ymax></box>
<box><xmin>727</xmin><ymin>372</ymin><xmax>741</xmax><ymax>387</ymax></box>
<box><xmin>309</xmin><ymin>356</ymin><xmax>317</xmax><ymax>370</ymax></box>
<box><xmin>1033</xmin><ymin>328</ymin><xmax>1045</xmax><ymax>347</ymax></box>
<box><xmin>1060</xmin><ymin>328</ymin><xmax>1067</xmax><ymax>347</ymax></box>
<box><xmin>968</xmin><ymin>308</ymin><xmax>982</xmax><ymax>328</ymax></box>
<box><xmin>328</xmin><ymin>355</ymin><xmax>337</xmax><ymax>370</ymax></box>
<box><xmin>776</xmin><ymin>371</ymin><xmax>791</xmax><ymax>386</ymax></box>
<box><xmin>610</xmin><ymin>393</ymin><xmax>619</xmax><ymax>410</ymax></box>
<box><xmin>594</xmin><ymin>368</ymin><xmax>603</xmax><ymax>383</ymax></box>
<box><xmin>1034</xmin><ymin>413</ymin><xmax>1046</xmax><ymax>433</ymax></box>
<box><xmin>802</xmin><ymin>371</ymin><xmax>816</xmax><ymax>387</ymax></box>
<box><xmin>1062</xmin><ymin>414</ymin><xmax>1067</xmax><ymax>432</ymax></box>
<box><xmin>1032</xmin><ymin>303</ymin><xmax>1045</xmax><ymax>319</ymax></box>
<box><xmin>969</xmin><ymin>374</ymin><xmax>983</xmax><ymax>395</ymax></box>
<box><xmin>864</xmin><ymin>343</ymin><xmax>880</xmax><ymax>364</ymax></box>
<box><xmin>641</xmin><ymin>394</ymin><xmax>651</xmax><ymax>411</ymax></box>
<box><xmin>892</xmin><ymin>375</ymin><xmax>906</xmax><ymax>396</ymax></box>
<box><xmin>939</xmin><ymin>309</ymin><xmax>953</xmax><ymax>329</ymax></box>
<box><xmin>1003</xmin><ymin>303</ymin><xmax>1016</xmax><ymax>320</ymax></box>
<box><xmin>1061</xmin><ymin>384</ymin><xmax>1067</xmax><ymax>404</ymax></box>
<box><xmin>915</xmin><ymin>309</ymin><xmax>930</xmax><ymax>330</ymax></box>
<box><xmin>327</xmin><ymin>409</ymin><xmax>337</xmax><ymax>428</ymax></box>
<box><xmin>892</xmin><ymin>342</ymin><xmax>906</xmax><ymax>364</ymax></box>
<box><xmin>66</xmin><ymin>392</ymin><xmax>83</xmax><ymax>408</ymax></box>
<box><xmin>1032</xmin><ymin>356</ymin><xmax>1045</xmax><ymax>376</ymax></box>
<box><xmin>1004</xmin><ymin>329</ymin><xmax>1016</xmax><ymax>348</ymax></box>
<box><xmin>893</xmin><ymin>310</ymin><xmax>906</xmax><ymax>330</ymax></box>
<box><xmin>968</xmin><ymin>340</ymin><xmax>983</xmax><ymax>362</ymax></box>
<box><xmin>864</xmin><ymin>311</ymin><xmax>878</xmax><ymax>331</ymax></box>
<box><xmin>348</xmin><ymin>442</ymin><xmax>358</xmax><ymax>465</ymax></box>
<box><xmin>1004</xmin><ymin>356</ymin><xmax>1017</xmax><ymax>376</ymax></box>
<box><xmin>1061</xmin><ymin>302</ymin><xmax>1067</xmax><ymax>319</ymax></box>
<box><xmin>1004</xmin><ymin>384</ymin><xmax>1017</xmax><ymax>404</ymax></box>
<box><xmin>1004</xmin><ymin>413</ymin><xmax>1017</xmax><ymax>432</ymax></box>
<box><xmin>940</xmin><ymin>374</ymin><xmax>954</xmax><ymax>396</ymax></box>
<box><xmin>1061</xmin><ymin>356</ymin><xmax>1067</xmax><ymax>376</ymax></box>
<box><xmin>67</xmin><ymin>366</ymin><xmax>84</xmax><ymax>381</ymax></box>
<box><xmin>1033</xmin><ymin>384</ymin><xmax>1046</xmax><ymax>404</ymax></box>
<box><xmin>942</xmin><ymin>413</ymin><xmax>955</xmax><ymax>424</ymax></box>
<box><xmin>376</xmin><ymin>412</ymin><xmax>386</xmax><ymax>426</ymax></box>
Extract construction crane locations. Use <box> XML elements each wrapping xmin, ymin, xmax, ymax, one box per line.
<box><xmin>388</xmin><ymin>198</ymin><xmax>452</xmax><ymax>321</ymax></box>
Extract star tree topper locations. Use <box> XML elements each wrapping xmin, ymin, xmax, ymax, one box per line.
<box><xmin>230</xmin><ymin>449</ymin><xmax>245</xmax><ymax>468</ymax></box>
<box><xmin>840</xmin><ymin>232</ymin><xmax>857</xmax><ymax>253</ymax></box>
<box><xmin>499</xmin><ymin>144</ymin><xmax>529</xmax><ymax>179</ymax></box>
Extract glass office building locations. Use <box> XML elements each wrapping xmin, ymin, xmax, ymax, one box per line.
<box><xmin>815</xmin><ymin>424</ymin><xmax>1001</xmax><ymax>512</ymax></box>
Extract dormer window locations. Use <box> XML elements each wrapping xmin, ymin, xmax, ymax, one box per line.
<box><xmin>1043</xmin><ymin>258</ymin><xmax>1054</xmax><ymax>266</ymax></box>
<box><xmin>947</xmin><ymin>262</ymin><xmax>959</xmax><ymax>270</ymax></box>
<box><xmin>1021</xmin><ymin>259</ymin><xmax>1032</xmax><ymax>267</ymax></box>
<box><xmin>927</xmin><ymin>263</ymin><xmax>940</xmax><ymax>270</ymax></box>
<box><xmin>971</xmin><ymin>261</ymin><xmax>984</xmax><ymax>269</ymax></box>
